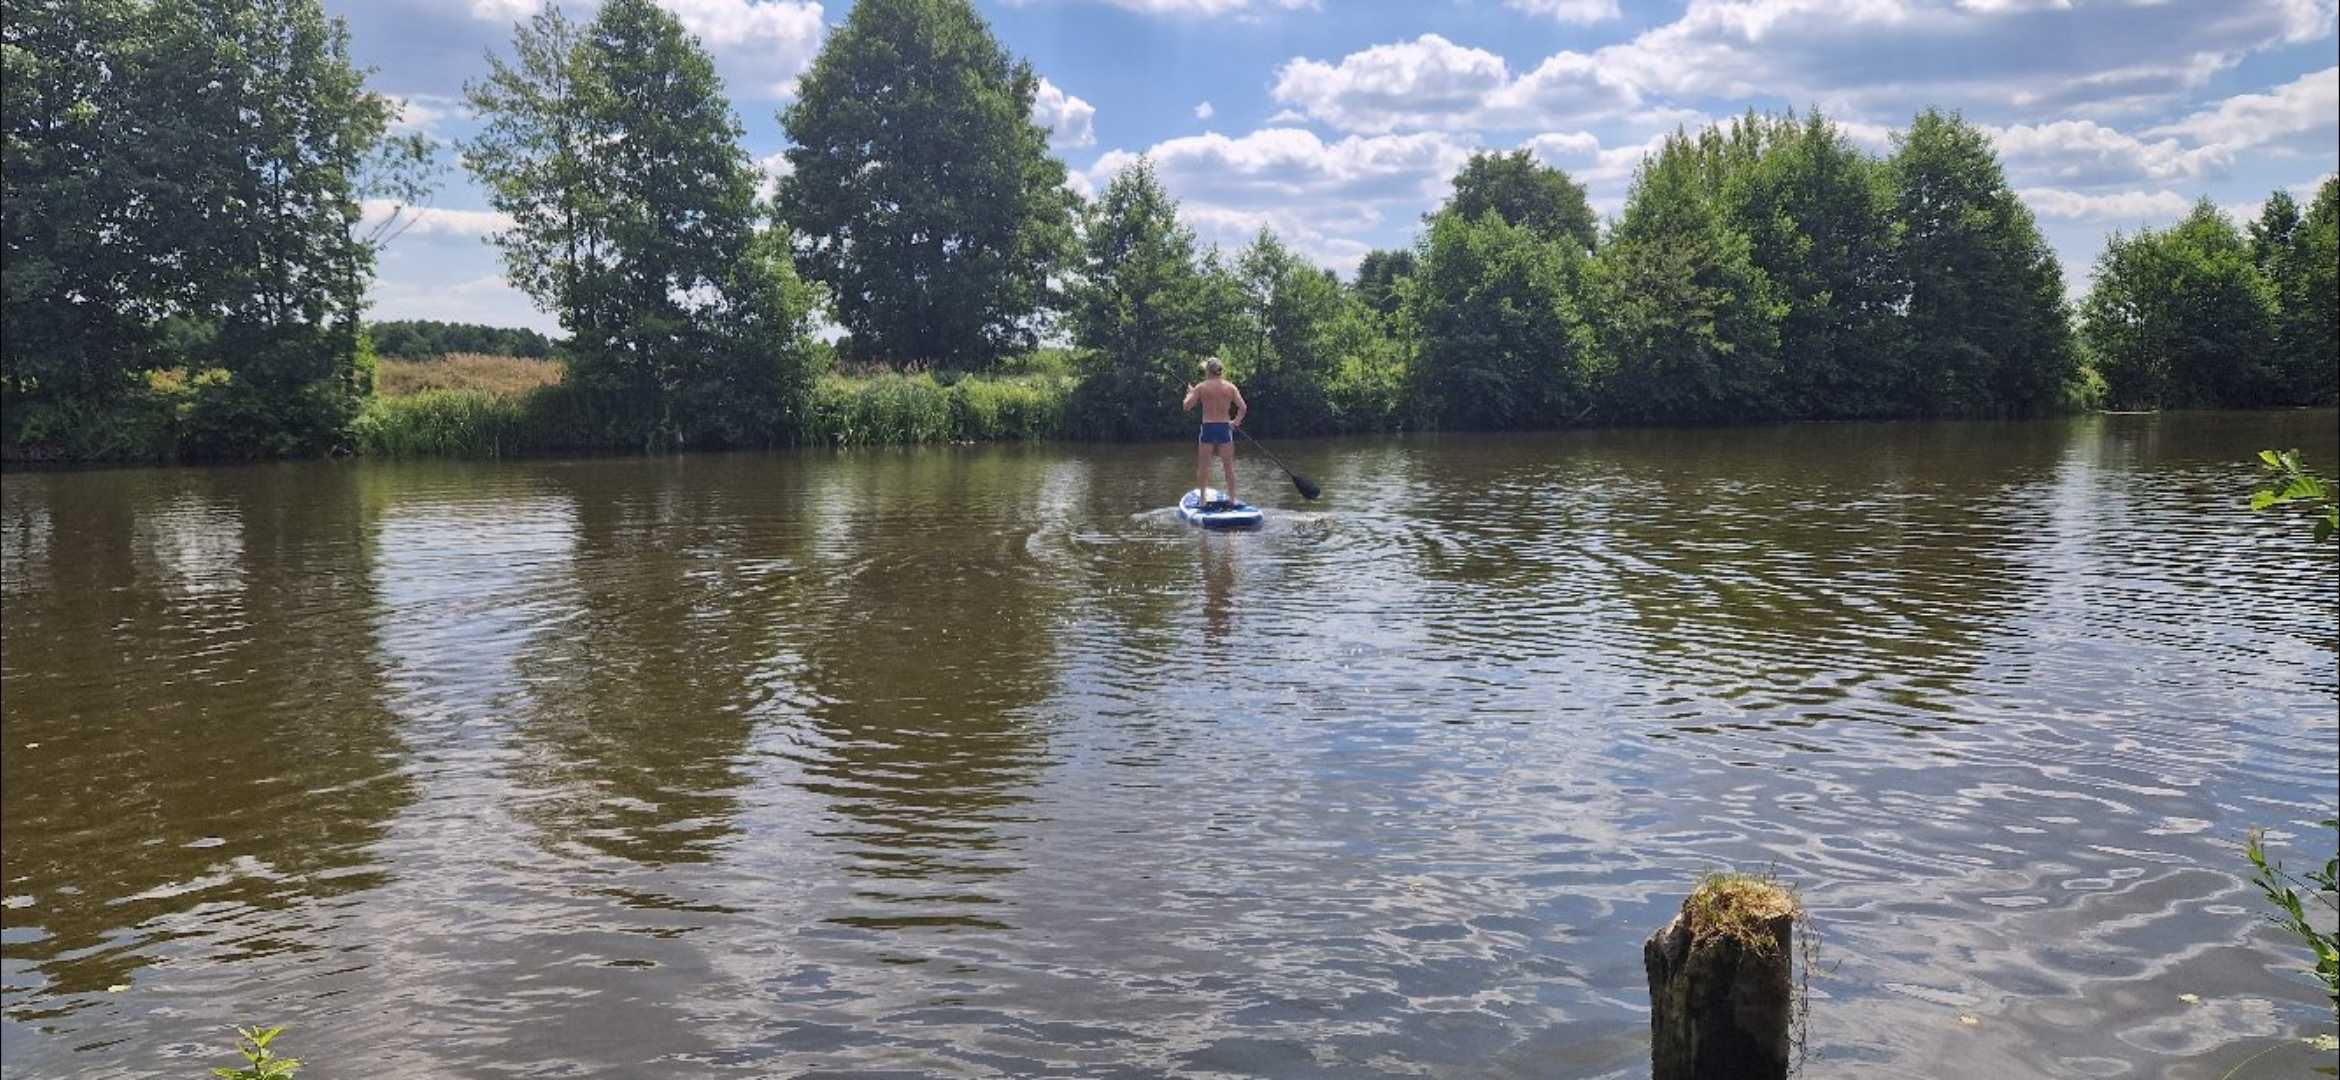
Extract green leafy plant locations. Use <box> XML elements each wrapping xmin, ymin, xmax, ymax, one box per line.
<box><xmin>2250</xmin><ymin>449</ymin><xmax>2339</xmax><ymax>542</ymax></box>
<box><xmin>2245</xmin><ymin>820</ymin><xmax>2340</xmax><ymax>1019</ymax></box>
<box><xmin>2214</xmin><ymin>454</ymin><xmax>2340</xmax><ymax>1078</ymax></box>
<box><xmin>212</xmin><ymin>1025</ymin><xmax>300</xmax><ymax>1080</ymax></box>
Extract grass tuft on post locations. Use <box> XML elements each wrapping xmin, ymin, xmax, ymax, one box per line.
<box><xmin>1647</xmin><ymin>872</ymin><xmax>1805</xmax><ymax>1080</ymax></box>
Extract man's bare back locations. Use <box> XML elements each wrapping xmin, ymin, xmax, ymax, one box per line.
<box><xmin>1186</xmin><ymin>377</ymin><xmax>1243</xmax><ymax>422</ymax></box>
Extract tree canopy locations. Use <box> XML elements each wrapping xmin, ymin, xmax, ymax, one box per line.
<box><xmin>465</xmin><ymin>0</ymin><xmax>817</xmax><ymax>449</ymax></box>
<box><xmin>1889</xmin><ymin>108</ymin><xmax>2075</xmax><ymax>416</ymax></box>
<box><xmin>777</xmin><ymin>0</ymin><xmax>1077</xmax><ymax>370</ymax></box>
<box><xmin>1066</xmin><ymin>158</ymin><xmax>1235</xmax><ymax>439</ymax></box>
<box><xmin>1403</xmin><ymin>209</ymin><xmax>1588</xmax><ymax>430</ymax></box>
<box><xmin>4</xmin><ymin>0</ymin><xmax>419</xmax><ymax>458</ymax></box>
<box><xmin>1354</xmin><ymin>249</ymin><xmax>1417</xmax><ymax>320</ymax></box>
<box><xmin>1440</xmin><ymin>150</ymin><xmax>1600</xmax><ymax>253</ymax></box>
<box><xmin>1713</xmin><ymin>112</ymin><xmax>1906</xmax><ymax>417</ymax></box>
<box><xmin>2085</xmin><ymin>197</ymin><xmax>2316</xmax><ymax>410</ymax></box>
<box><xmin>1583</xmin><ymin>131</ymin><xmax>1784</xmax><ymax>424</ymax></box>
<box><xmin>370</xmin><ymin>320</ymin><xmax>557</xmax><ymax>359</ymax></box>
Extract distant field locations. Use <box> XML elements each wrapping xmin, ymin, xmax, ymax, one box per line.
<box><xmin>377</xmin><ymin>353</ymin><xmax>563</xmax><ymax>398</ymax></box>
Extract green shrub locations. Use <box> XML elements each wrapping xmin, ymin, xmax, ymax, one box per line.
<box><xmin>801</xmin><ymin>372</ymin><xmax>1068</xmax><ymax>446</ymax></box>
<box><xmin>353</xmin><ymin>389</ymin><xmax>530</xmax><ymax>457</ymax></box>
<box><xmin>803</xmin><ymin>373</ymin><xmax>950</xmax><ymax>445</ymax></box>
<box><xmin>2062</xmin><ymin>364</ymin><xmax>2108</xmax><ymax>413</ymax></box>
<box><xmin>1</xmin><ymin>379</ymin><xmax>180</xmax><ymax>462</ymax></box>
<box><xmin>952</xmin><ymin>375</ymin><xmax>1068</xmax><ymax>441</ymax></box>
<box><xmin>1004</xmin><ymin>347</ymin><xmax>1082</xmax><ymax>380</ymax></box>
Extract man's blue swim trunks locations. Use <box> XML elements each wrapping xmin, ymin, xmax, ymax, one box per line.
<box><xmin>1198</xmin><ymin>421</ymin><xmax>1233</xmax><ymax>444</ymax></box>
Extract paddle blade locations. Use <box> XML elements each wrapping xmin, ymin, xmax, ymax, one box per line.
<box><xmin>1292</xmin><ymin>473</ymin><xmax>1321</xmax><ymax>500</ymax></box>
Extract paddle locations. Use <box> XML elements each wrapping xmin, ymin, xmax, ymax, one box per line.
<box><xmin>1236</xmin><ymin>426</ymin><xmax>1321</xmax><ymax>500</ymax></box>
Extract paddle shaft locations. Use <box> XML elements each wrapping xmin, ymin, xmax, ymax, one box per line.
<box><xmin>1236</xmin><ymin>426</ymin><xmax>1320</xmax><ymax>499</ymax></box>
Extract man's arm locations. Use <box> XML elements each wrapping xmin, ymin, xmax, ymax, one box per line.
<box><xmin>1183</xmin><ymin>383</ymin><xmax>1199</xmax><ymax>411</ymax></box>
<box><xmin>1229</xmin><ymin>384</ymin><xmax>1247</xmax><ymax>427</ymax></box>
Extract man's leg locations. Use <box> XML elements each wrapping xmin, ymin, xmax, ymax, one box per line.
<box><xmin>1218</xmin><ymin>441</ymin><xmax>1237</xmax><ymax>504</ymax></box>
<box><xmin>1196</xmin><ymin>442</ymin><xmax>1212</xmax><ymax>503</ymax></box>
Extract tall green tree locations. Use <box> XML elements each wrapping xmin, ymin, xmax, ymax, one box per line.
<box><xmin>1888</xmin><ymin>108</ymin><xmax>2075</xmax><ymax>415</ymax></box>
<box><xmin>777</xmin><ymin>0</ymin><xmax>1077</xmax><ymax>369</ymax></box>
<box><xmin>5</xmin><ymin>0</ymin><xmax>416</xmax><ymax>458</ymax></box>
<box><xmin>464</xmin><ymin>6</ymin><xmax>610</xmax><ymax>344</ymax></box>
<box><xmin>2</xmin><ymin>0</ymin><xmax>165</xmax><ymax>430</ymax></box>
<box><xmin>2271</xmin><ymin>180</ymin><xmax>2339</xmax><ymax>405</ymax></box>
<box><xmin>1715</xmin><ymin>111</ymin><xmax>1907</xmax><ymax>417</ymax></box>
<box><xmin>167</xmin><ymin>0</ymin><xmax>400</xmax><ymax>455</ymax></box>
<box><xmin>466</xmin><ymin>0</ymin><xmax>817</xmax><ymax>447</ymax></box>
<box><xmin>2083</xmin><ymin>201</ymin><xmax>2280</xmax><ymax>409</ymax></box>
<box><xmin>1440</xmin><ymin>150</ymin><xmax>1599</xmax><ymax>253</ymax></box>
<box><xmin>1353</xmin><ymin>248</ymin><xmax>1416</xmax><ymax>320</ymax></box>
<box><xmin>1066</xmin><ymin>158</ymin><xmax>1232</xmax><ymax>440</ymax></box>
<box><xmin>1231</xmin><ymin>230</ymin><xmax>1351</xmax><ymax>436</ymax></box>
<box><xmin>2248</xmin><ymin>190</ymin><xmax>2301</xmax><ymax>272</ymax></box>
<box><xmin>1402</xmin><ymin>210</ymin><xmax>1588</xmax><ymax>430</ymax></box>
<box><xmin>1582</xmin><ymin>132</ymin><xmax>1784</xmax><ymax>424</ymax></box>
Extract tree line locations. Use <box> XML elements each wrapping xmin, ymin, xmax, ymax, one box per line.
<box><xmin>4</xmin><ymin>0</ymin><xmax>432</xmax><ymax>459</ymax></box>
<box><xmin>2082</xmin><ymin>190</ymin><xmax>2338</xmax><ymax>411</ymax></box>
<box><xmin>5</xmin><ymin>0</ymin><xmax>2333</xmax><ymax>461</ymax></box>
<box><xmin>369</xmin><ymin>320</ymin><xmax>558</xmax><ymax>359</ymax></box>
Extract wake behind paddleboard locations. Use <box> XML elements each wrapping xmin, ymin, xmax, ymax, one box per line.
<box><xmin>1178</xmin><ymin>489</ymin><xmax>1263</xmax><ymax>530</ymax></box>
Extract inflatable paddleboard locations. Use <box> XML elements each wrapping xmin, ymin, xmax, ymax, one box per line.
<box><xmin>1178</xmin><ymin>489</ymin><xmax>1263</xmax><ymax>530</ymax></box>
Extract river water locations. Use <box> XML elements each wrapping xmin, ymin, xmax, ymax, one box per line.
<box><xmin>3</xmin><ymin>412</ymin><xmax>2335</xmax><ymax>1078</ymax></box>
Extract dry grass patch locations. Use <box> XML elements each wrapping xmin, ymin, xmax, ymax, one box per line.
<box><xmin>1681</xmin><ymin>872</ymin><xmax>1801</xmax><ymax>954</ymax></box>
<box><xmin>377</xmin><ymin>353</ymin><xmax>562</xmax><ymax>398</ymax></box>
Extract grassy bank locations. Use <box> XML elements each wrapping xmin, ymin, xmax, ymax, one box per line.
<box><xmin>375</xmin><ymin>353</ymin><xmax>563</xmax><ymax>397</ymax></box>
<box><xmin>22</xmin><ymin>347</ymin><xmax>2112</xmax><ymax>463</ymax></box>
<box><xmin>352</xmin><ymin>358</ymin><xmax>1076</xmax><ymax>457</ymax></box>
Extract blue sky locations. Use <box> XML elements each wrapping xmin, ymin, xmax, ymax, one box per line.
<box><xmin>342</xmin><ymin>0</ymin><xmax>2340</xmax><ymax>333</ymax></box>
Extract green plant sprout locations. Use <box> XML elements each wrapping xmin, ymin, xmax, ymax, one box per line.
<box><xmin>211</xmin><ymin>1025</ymin><xmax>300</xmax><ymax>1080</ymax></box>
<box><xmin>2249</xmin><ymin>449</ymin><xmax>2339</xmax><ymax>542</ymax></box>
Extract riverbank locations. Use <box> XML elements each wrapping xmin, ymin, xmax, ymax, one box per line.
<box><xmin>352</xmin><ymin>368</ymin><xmax>1080</xmax><ymax>457</ymax></box>
<box><xmin>3</xmin><ymin>346</ymin><xmax>2274</xmax><ymax>465</ymax></box>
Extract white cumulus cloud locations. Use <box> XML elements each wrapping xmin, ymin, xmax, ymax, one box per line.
<box><xmin>371</xmin><ymin>272</ymin><xmax>552</xmax><ymax>330</ymax></box>
<box><xmin>1033</xmin><ymin>78</ymin><xmax>1097</xmax><ymax>149</ymax></box>
<box><xmin>1987</xmin><ymin>120</ymin><xmax>2232</xmax><ymax>185</ymax></box>
<box><xmin>361</xmin><ymin>200</ymin><xmax>516</xmax><ymax>239</ymax></box>
<box><xmin>1091</xmin><ymin>128</ymin><xmax>1479</xmax><ymax>205</ymax></box>
<box><xmin>469</xmin><ymin>0</ymin><xmax>536</xmax><ymax>21</ymax></box>
<box><xmin>1195</xmin><ymin>101</ymin><xmax>1215</xmax><ymax>121</ymax></box>
<box><xmin>2016</xmin><ymin>187</ymin><xmax>2194</xmax><ymax>221</ymax></box>
<box><xmin>1520</xmin><ymin>131</ymin><xmax>1601</xmax><ymax>162</ymax></box>
<box><xmin>998</xmin><ymin>0</ymin><xmax>1316</xmax><ymax>13</ymax></box>
<box><xmin>388</xmin><ymin>94</ymin><xmax>464</xmax><ymax>136</ymax></box>
<box><xmin>1505</xmin><ymin>0</ymin><xmax>1622</xmax><ymax>23</ymax></box>
<box><xmin>1589</xmin><ymin>0</ymin><xmax>2327</xmax><ymax>122</ymax></box>
<box><xmin>1178</xmin><ymin>205</ymin><xmax>1372</xmax><ymax>274</ymax></box>
<box><xmin>2144</xmin><ymin>65</ymin><xmax>2338</xmax><ymax>148</ymax></box>
<box><xmin>756</xmin><ymin>150</ymin><xmax>795</xmax><ymax>199</ymax></box>
<box><xmin>464</xmin><ymin>0</ymin><xmax>824</xmax><ymax>100</ymax></box>
<box><xmin>1272</xmin><ymin>34</ymin><xmax>1637</xmax><ymax>134</ymax></box>
<box><xmin>1086</xmin><ymin>127</ymin><xmax>1481</xmax><ymax>274</ymax></box>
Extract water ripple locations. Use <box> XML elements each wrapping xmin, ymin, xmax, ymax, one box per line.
<box><xmin>3</xmin><ymin>414</ymin><xmax>2335</xmax><ymax>1078</ymax></box>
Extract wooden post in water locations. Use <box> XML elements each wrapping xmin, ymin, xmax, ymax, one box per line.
<box><xmin>1644</xmin><ymin>875</ymin><xmax>1799</xmax><ymax>1080</ymax></box>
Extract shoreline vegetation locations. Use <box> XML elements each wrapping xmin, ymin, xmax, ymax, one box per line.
<box><xmin>6</xmin><ymin>0</ymin><xmax>2336</xmax><ymax>465</ymax></box>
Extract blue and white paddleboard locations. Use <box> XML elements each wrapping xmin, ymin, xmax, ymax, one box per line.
<box><xmin>1178</xmin><ymin>489</ymin><xmax>1264</xmax><ymax>530</ymax></box>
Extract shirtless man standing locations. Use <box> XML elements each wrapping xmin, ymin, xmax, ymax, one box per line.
<box><xmin>1182</xmin><ymin>357</ymin><xmax>1247</xmax><ymax>508</ymax></box>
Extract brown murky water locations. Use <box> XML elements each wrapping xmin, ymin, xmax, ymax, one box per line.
<box><xmin>4</xmin><ymin>412</ymin><xmax>2335</xmax><ymax>1078</ymax></box>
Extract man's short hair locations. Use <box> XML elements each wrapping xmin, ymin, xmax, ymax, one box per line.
<box><xmin>1202</xmin><ymin>357</ymin><xmax>1223</xmax><ymax>376</ymax></box>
